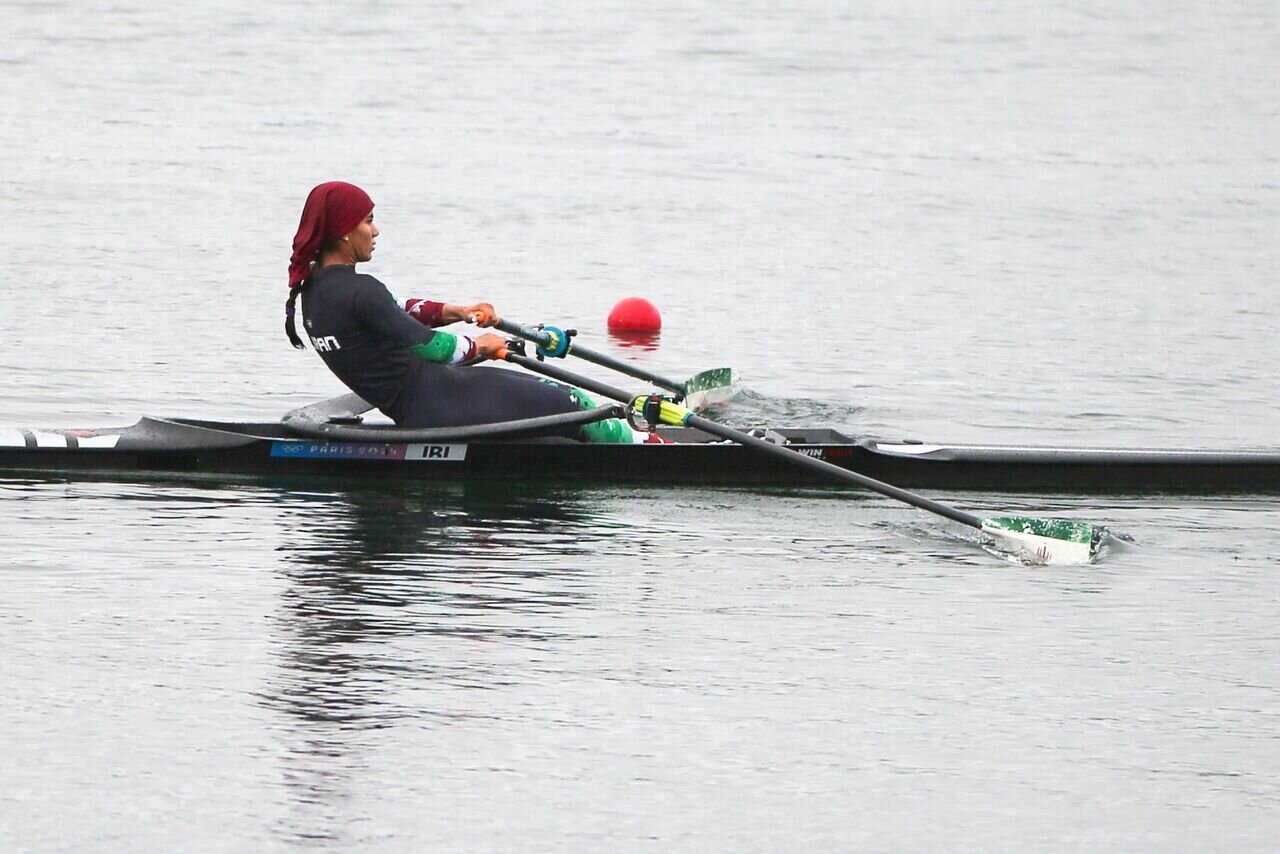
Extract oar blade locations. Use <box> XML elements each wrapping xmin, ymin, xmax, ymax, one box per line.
<box><xmin>980</xmin><ymin>516</ymin><xmax>1101</xmax><ymax>566</ymax></box>
<box><xmin>683</xmin><ymin>367</ymin><xmax>736</xmax><ymax>412</ymax></box>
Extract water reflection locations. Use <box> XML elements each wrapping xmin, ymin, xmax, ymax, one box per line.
<box><xmin>264</xmin><ymin>479</ymin><xmax>618</xmax><ymax>702</ymax></box>
<box><xmin>259</xmin><ymin>479</ymin><xmax>621</xmax><ymax>842</ymax></box>
<box><xmin>606</xmin><ymin>329</ymin><xmax>662</xmax><ymax>351</ymax></box>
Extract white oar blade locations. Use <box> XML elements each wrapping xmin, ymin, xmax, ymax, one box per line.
<box><xmin>980</xmin><ymin>516</ymin><xmax>1100</xmax><ymax>566</ymax></box>
<box><xmin>684</xmin><ymin>368</ymin><xmax>736</xmax><ymax>412</ymax></box>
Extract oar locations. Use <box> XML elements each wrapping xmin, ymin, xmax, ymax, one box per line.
<box><xmin>485</xmin><ymin>316</ymin><xmax>735</xmax><ymax>411</ymax></box>
<box><xmin>493</xmin><ymin>345</ymin><xmax>1103</xmax><ymax>566</ymax></box>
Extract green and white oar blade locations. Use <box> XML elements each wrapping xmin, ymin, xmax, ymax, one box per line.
<box><xmin>980</xmin><ymin>516</ymin><xmax>1101</xmax><ymax>566</ymax></box>
<box><xmin>683</xmin><ymin>367</ymin><xmax>736</xmax><ymax>412</ymax></box>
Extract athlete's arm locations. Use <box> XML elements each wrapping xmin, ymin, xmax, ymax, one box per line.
<box><xmin>402</xmin><ymin>299</ymin><xmax>501</xmax><ymax>328</ymax></box>
<box><xmin>403</xmin><ymin>298</ymin><xmax>446</xmax><ymax>327</ymax></box>
<box><xmin>356</xmin><ymin>278</ymin><xmax>479</xmax><ymax>365</ymax></box>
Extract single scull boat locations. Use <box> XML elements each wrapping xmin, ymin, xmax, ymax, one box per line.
<box><xmin>2</xmin><ymin>392</ymin><xmax>1275</xmax><ymax>494</ymax></box>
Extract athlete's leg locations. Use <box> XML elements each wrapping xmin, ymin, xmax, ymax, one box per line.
<box><xmin>399</xmin><ymin>364</ymin><xmax>643</xmax><ymax>443</ymax></box>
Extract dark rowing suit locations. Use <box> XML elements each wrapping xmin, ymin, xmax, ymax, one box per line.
<box><xmin>300</xmin><ymin>264</ymin><xmax>599</xmax><ymax>432</ymax></box>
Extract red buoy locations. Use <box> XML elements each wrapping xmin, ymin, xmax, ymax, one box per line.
<box><xmin>607</xmin><ymin>297</ymin><xmax>662</xmax><ymax>332</ymax></box>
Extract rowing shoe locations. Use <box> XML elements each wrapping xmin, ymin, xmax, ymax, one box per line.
<box><xmin>494</xmin><ymin>344</ymin><xmax>1104</xmax><ymax>566</ymax></box>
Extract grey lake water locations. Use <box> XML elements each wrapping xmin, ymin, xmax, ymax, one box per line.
<box><xmin>2</xmin><ymin>1</ymin><xmax>1278</xmax><ymax>851</ymax></box>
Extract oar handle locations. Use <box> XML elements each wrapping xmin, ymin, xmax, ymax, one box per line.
<box><xmin>495</xmin><ymin>318</ymin><xmax>689</xmax><ymax>397</ymax></box>
<box><xmin>497</xmin><ymin>349</ymin><xmax>984</xmax><ymax>531</ymax></box>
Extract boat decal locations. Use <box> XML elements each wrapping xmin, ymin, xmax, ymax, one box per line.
<box><xmin>795</xmin><ymin>446</ymin><xmax>853</xmax><ymax>460</ymax></box>
<box><xmin>405</xmin><ymin>443</ymin><xmax>467</xmax><ymax>461</ymax></box>
<box><xmin>0</xmin><ymin>429</ymin><xmax>25</xmax><ymax>448</ymax></box>
<box><xmin>269</xmin><ymin>440</ymin><xmax>467</xmax><ymax>462</ymax></box>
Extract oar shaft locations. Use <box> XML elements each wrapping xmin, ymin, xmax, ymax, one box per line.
<box><xmin>681</xmin><ymin>412</ymin><xmax>984</xmax><ymax>530</ymax></box>
<box><xmin>496</xmin><ymin>318</ymin><xmax>688</xmax><ymax>395</ymax></box>
<box><xmin>501</xmin><ymin>349</ymin><xmax>645</xmax><ymax>409</ymax></box>
<box><xmin>500</xmin><ymin>351</ymin><xmax>984</xmax><ymax>531</ymax></box>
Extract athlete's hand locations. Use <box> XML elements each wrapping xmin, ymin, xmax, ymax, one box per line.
<box><xmin>463</xmin><ymin>303</ymin><xmax>500</xmax><ymax>327</ymax></box>
<box><xmin>474</xmin><ymin>333</ymin><xmax>509</xmax><ymax>359</ymax></box>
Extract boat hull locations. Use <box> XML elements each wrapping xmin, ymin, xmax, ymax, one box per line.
<box><xmin>1</xmin><ymin>418</ymin><xmax>1277</xmax><ymax>494</ymax></box>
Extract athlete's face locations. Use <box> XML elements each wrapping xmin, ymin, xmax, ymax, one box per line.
<box><xmin>346</xmin><ymin>212</ymin><xmax>378</xmax><ymax>262</ymax></box>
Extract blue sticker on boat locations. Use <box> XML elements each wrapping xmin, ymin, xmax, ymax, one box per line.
<box><xmin>270</xmin><ymin>441</ymin><xmax>467</xmax><ymax>461</ymax></box>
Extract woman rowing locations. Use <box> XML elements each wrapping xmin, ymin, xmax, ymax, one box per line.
<box><xmin>284</xmin><ymin>181</ymin><xmax>668</xmax><ymax>443</ymax></box>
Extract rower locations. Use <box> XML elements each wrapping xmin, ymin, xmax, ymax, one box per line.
<box><xmin>284</xmin><ymin>181</ymin><xmax>672</xmax><ymax>444</ymax></box>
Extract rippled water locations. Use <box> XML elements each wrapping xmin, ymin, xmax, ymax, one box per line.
<box><xmin>3</xmin><ymin>1</ymin><xmax>1278</xmax><ymax>850</ymax></box>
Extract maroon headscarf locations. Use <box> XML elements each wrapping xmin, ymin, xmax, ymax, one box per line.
<box><xmin>285</xmin><ymin>181</ymin><xmax>374</xmax><ymax>349</ymax></box>
<box><xmin>287</xmin><ymin>181</ymin><xmax>375</xmax><ymax>288</ymax></box>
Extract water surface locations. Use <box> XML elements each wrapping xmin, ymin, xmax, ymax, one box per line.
<box><xmin>2</xmin><ymin>1</ymin><xmax>1278</xmax><ymax>850</ymax></box>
